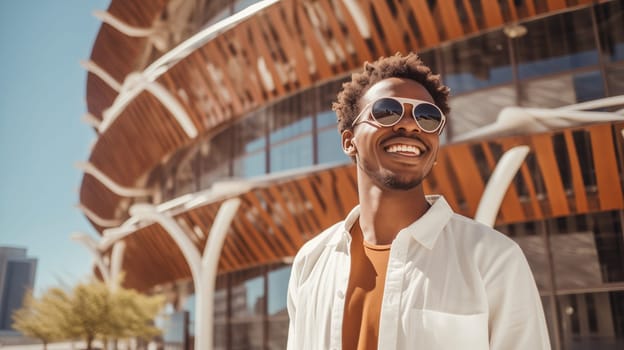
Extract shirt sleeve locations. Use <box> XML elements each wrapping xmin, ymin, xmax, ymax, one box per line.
<box><xmin>286</xmin><ymin>259</ymin><xmax>299</xmax><ymax>350</ymax></box>
<box><xmin>485</xmin><ymin>243</ymin><xmax>551</xmax><ymax>349</ymax></box>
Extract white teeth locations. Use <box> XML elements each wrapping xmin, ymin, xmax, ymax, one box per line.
<box><xmin>386</xmin><ymin>144</ymin><xmax>422</xmax><ymax>156</ymax></box>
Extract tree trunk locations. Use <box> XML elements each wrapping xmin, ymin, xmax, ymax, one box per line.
<box><xmin>43</xmin><ymin>341</ymin><xmax>47</xmax><ymax>350</ymax></box>
<box><xmin>86</xmin><ymin>335</ymin><xmax>94</xmax><ymax>350</ymax></box>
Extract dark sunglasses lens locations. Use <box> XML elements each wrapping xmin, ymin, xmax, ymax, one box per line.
<box><xmin>413</xmin><ymin>103</ymin><xmax>443</xmax><ymax>132</ymax></box>
<box><xmin>371</xmin><ymin>98</ymin><xmax>403</xmax><ymax>126</ymax></box>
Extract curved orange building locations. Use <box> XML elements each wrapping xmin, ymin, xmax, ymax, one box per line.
<box><xmin>79</xmin><ymin>0</ymin><xmax>624</xmax><ymax>348</ymax></box>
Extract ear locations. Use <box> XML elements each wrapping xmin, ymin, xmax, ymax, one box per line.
<box><xmin>341</xmin><ymin>129</ymin><xmax>357</xmax><ymax>157</ymax></box>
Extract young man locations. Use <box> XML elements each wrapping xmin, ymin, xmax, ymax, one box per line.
<box><xmin>286</xmin><ymin>53</ymin><xmax>551</xmax><ymax>350</ymax></box>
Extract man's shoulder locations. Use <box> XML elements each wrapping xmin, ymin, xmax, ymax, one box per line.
<box><xmin>446</xmin><ymin>212</ymin><xmax>518</xmax><ymax>251</ymax></box>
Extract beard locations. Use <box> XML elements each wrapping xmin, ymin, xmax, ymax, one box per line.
<box><xmin>382</xmin><ymin>174</ymin><xmax>423</xmax><ymax>190</ymax></box>
<box><xmin>358</xmin><ymin>157</ymin><xmax>425</xmax><ymax>191</ymax></box>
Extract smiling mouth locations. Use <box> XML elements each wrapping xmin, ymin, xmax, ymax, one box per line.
<box><xmin>384</xmin><ymin>144</ymin><xmax>423</xmax><ymax>156</ymax></box>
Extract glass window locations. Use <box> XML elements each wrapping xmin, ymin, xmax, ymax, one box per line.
<box><xmin>231</xmin><ymin>275</ymin><xmax>265</xmax><ymax>318</ymax></box>
<box><xmin>199</xmin><ymin>131</ymin><xmax>233</xmax><ymax>189</ymax></box>
<box><xmin>317</xmin><ymin>110</ymin><xmax>349</xmax><ymax>164</ymax></box>
<box><xmin>519</xmin><ymin>70</ymin><xmax>605</xmax><ymax>108</ymax></box>
<box><xmin>230</xmin><ymin>268</ymin><xmax>265</xmax><ymax>350</ymax></box>
<box><xmin>183</xmin><ymin>294</ymin><xmax>196</xmax><ymax>336</ymax></box>
<box><xmin>268</xmin><ymin>91</ymin><xmax>314</xmax><ymax>172</ymax></box>
<box><xmin>417</xmin><ymin>49</ymin><xmax>439</xmax><ymax>77</ymax></box>
<box><xmin>514</xmin><ymin>8</ymin><xmax>599</xmax><ymax>80</ymax></box>
<box><xmin>233</xmin><ymin>151</ymin><xmax>266</xmax><ymax>178</ymax></box>
<box><xmin>270</xmin><ymin>118</ymin><xmax>313</xmax><ymax>144</ymax></box>
<box><xmin>597</xmin><ymin>0</ymin><xmax>624</xmax><ymax>63</ymax></box>
<box><xmin>267</xmin><ymin>265</ymin><xmax>290</xmax><ymax>316</ymax></box>
<box><xmin>606</xmin><ymin>64</ymin><xmax>624</xmax><ymax>96</ymax></box>
<box><xmin>317</xmin><ymin>109</ymin><xmax>338</xmax><ymax>129</ymax></box>
<box><xmin>447</xmin><ymin>85</ymin><xmax>516</xmax><ymax>138</ymax></box>
<box><xmin>441</xmin><ymin>30</ymin><xmax>513</xmax><ymax>95</ymax></box>
<box><xmin>267</xmin><ymin>264</ymin><xmax>291</xmax><ymax>350</ymax></box>
<box><xmin>234</xmin><ymin>0</ymin><xmax>261</xmax><ymax>12</ymax></box>
<box><xmin>573</xmin><ymin>71</ymin><xmax>606</xmax><ymax>103</ymax></box>
<box><xmin>231</xmin><ymin>110</ymin><xmax>268</xmax><ymax>178</ymax></box>
<box><xmin>498</xmin><ymin>221</ymin><xmax>552</xmax><ymax>292</ymax></box>
<box><xmin>271</xmin><ymin>136</ymin><xmax>313</xmax><ymax>172</ymax></box>
<box><xmin>548</xmin><ymin>212</ymin><xmax>624</xmax><ymax>292</ymax></box>
<box><xmin>558</xmin><ymin>291</ymin><xmax>624</xmax><ymax>349</ymax></box>
<box><xmin>230</xmin><ymin>321</ymin><xmax>264</xmax><ymax>350</ymax></box>
<box><xmin>202</xmin><ymin>0</ymin><xmax>232</xmax><ymax>27</ymax></box>
<box><xmin>318</xmin><ymin>128</ymin><xmax>349</xmax><ymax>164</ymax></box>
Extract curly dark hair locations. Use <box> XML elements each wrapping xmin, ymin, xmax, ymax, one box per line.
<box><xmin>332</xmin><ymin>52</ymin><xmax>450</xmax><ymax>135</ymax></box>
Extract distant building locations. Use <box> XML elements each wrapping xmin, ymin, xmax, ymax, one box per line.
<box><xmin>0</xmin><ymin>247</ymin><xmax>37</xmax><ymax>331</ymax></box>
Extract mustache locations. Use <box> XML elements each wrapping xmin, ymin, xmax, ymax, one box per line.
<box><xmin>381</xmin><ymin>131</ymin><xmax>426</xmax><ymax>145</ymax></box>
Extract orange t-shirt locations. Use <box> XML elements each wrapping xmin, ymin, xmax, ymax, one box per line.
<box><xmin>342</xmin><ymin>223</ymin><xmax>391</xmax><ymax>350</ymax></box>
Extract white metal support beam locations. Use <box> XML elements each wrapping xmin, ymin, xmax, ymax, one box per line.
<box><xmin>76</xmin><ymin>161</ymin><xmax>153</xmax><ymax>197</ymax></box>
<box><xmin>71</xmin><ymin>232</ymin><xmax>111</xmax><ymax>284</ymax></box>
<box><xmin>81</xmin><ymin>60</ymin><xmax>122</xmax><ymax>92</ymax></box>
<box><xmin>129</xmin><ymin>198</ymin><xmax>241</xmax><ymax>350</ymax></box>
<box><xmin>76</xmin><ymin>203</ymin><xmax>124</xmax><ymax>228</ymax></box>
<box><xmin>475</xmin><ymin>145</ymin><xmax>530</xmax><ymax>227</ymax></box>
<box><xmin>93</xmin><ymin>10</ymin><xmax>155</xmax><ymax>37</ymax></box>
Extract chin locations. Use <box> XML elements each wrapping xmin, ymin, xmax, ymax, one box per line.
<box><xmin>382</xmin><ymin>174</ymin><xmax>423</xmax><ymax>191</ymax></box>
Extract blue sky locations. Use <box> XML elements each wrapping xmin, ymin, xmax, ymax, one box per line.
<box><xmin>0</xmin><ymin>0</ymin><xmax>110</xmax><ymax>294</ymax></box>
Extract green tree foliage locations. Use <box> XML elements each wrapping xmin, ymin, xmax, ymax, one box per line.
<box><xmin>12</xmin><ymin>279</ymin><xmax>165</xmax><ymax>350</ymax></box>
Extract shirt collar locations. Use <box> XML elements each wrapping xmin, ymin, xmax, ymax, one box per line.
<box><xmin>328</xmin><ymin>195</ymin><xmax>453</xmax><ymax>249</ymax></box>
<box><xmin>401</xmin><ymin>195</ymin><xmax>453</xmax><ymax>250</ymax></box>
<box><xmin>328</xmin><ymin>205</ymin><xmax>360</xmax><ymax>247</ymax></box>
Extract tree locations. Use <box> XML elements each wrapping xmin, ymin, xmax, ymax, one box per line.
<box><xmin>12</xmin><ymin>291</ymin><xmax>63</xmax><ymax>350</ymax></box>
<box><xmin>61</xmin><ymin>279</ymin><xmax>165</xmax><ymax>350</ymax></box>
<box><xmin>12</xmin><ymin>279</ymin><xmax>165</xmax><ymax>350</ymax></box>
<box><xmin>105</xmin><ymin>285</ymin><xmax>164</xmax><ymax>348</ymax></box>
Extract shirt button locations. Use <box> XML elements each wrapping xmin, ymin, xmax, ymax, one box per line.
<box><xmin>336</xmin><ymin>290</ymin><xmax>345</xmax><ymax>299</ymax></box>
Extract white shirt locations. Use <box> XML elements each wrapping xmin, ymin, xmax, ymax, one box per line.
<box><xmin>287</xmin><ymin>196</ymin><xmax>550</xmax><ymax>350</ymax></box>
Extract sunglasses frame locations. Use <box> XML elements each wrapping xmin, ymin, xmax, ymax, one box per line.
<box><xmin>352</xmin><ymin>97</ymin><xmax>446</xmax><ymax>135</ymax></box>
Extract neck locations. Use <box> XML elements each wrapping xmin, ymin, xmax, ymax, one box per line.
<box><xmin>356</xmin><ymin>172</ymin><xmax>430</xmax><ymax>245</ymax></box>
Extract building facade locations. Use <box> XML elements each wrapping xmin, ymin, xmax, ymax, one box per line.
<box><xmin>0</xmin><ymin>247</ymin><xmax>37</xmax><ymax>332</ymax></box>
<box><xmin>80</xmin><ymin>0</ymin><xmax>624</xmax><ymax>349</ymax></box>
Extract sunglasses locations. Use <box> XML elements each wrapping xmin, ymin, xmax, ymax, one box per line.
<box><xmin>352</xmin><ymin>97</ymin><xmax>446</xmax><ymax>134</ymax></box>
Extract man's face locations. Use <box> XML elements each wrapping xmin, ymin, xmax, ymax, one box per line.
<box><xmin>342</xmin><ymin>77</ymin><xmax>441</xmax><ymax>191</ymax></box>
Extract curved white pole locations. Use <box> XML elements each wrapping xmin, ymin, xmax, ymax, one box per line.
<box><xmin>129</xmin><ymin>204</ymin><xmax>202</xmax><ymax>281</ymax></box>
<box><xmin>81</xmin><ymin>113</ymin><xmax>102</xmax><ymax>128</ymax></box>
<box><xmin>80</xmin><ymin>60</ymin><xmax>122</xmax><ymax>92</ymax></box>
<box><xmin>128</xmin><ymin>198</ymin><xmax>240</xmax><ymax>350</ymax></box>
<box><xmin>76</xmin><ymin>203</ymin><xmax>124</xmax><ymax>228</ymax></box>
<box><xmin>109</xmin><ymin>241</ymin><xmax>126</xmax><ymax>292</ymax></box>
<box><xmin>98</xmin><ymin>80</ymin><xmax>197</xmax><ymax>138</ymax></box>
<box><xmin>475</xmin><ymin>145</ymin><xmax>530</xmax><ymax>227</ymax></box>
<box><xmin>101</xmin><ymin>224</ymin><xmax>138</xmax><ymax>252</ymax></box>
<box><xmin>93</xmin><ymin>10</ymin><xmax>155</xmax><ymax>37</ymax></box>
<box><xmin>557</xmin><ymin>95</ymin><xmax>624</xmax><ymax>111</ymax></box>
<box><xmin>76</xmin><ymin>161</ymin><xmax>153</xmax><ymax>197</ymax></box>
<box><xmin>342</xmin><ymin>0</ymin><xmax>370</xmax><ymax>38</ymax></box>
<box><xmin>144</xmin><ymin>82</ymin><xmax>198</xmax><ymax>138</ymax></box>
<box><xmin>71</xmin><ymin>232</ymin><xmax>111</xmax><ymax>284</ymax></box>
<box><xmin>200</xmin><ymin>198</ymin><xmax>241</xmax><ymax>350</ymax></box>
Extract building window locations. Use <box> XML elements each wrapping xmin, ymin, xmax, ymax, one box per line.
<box><xmin>267</xmin><ymin>265</ymin><xmax>291</xmax><ymax>350</ymax></box>
<box><xmin>514</xmin><ymin>8</ymin><xmax>599</xmax><ymax>80</ymax></box>
<box><xmin>230</xmin><ymin>268</ymin><xmax>265</xmax><ymax>350</ymax></box>
<box><xmin>232</xmin><ymin>110</ymin><xmax>268</xmax><ymax>178</ymax></box>
<box><xmin>317</xmin><ymin>110</ymin><xmax>349</xmax><ymax>164</ymax></box>
<box><xmin>441</xmin><ymin>29</ymin><xmax>513</xmax><ymax>95</ymax></box>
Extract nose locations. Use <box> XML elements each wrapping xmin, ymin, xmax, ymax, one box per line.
<box><xmin>392</xmin><ymin>104</ymin><xmax>420</xmax><ymax>133</ymax></box>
